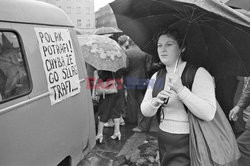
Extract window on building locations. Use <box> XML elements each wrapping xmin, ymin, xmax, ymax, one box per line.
<box><xmin>0</xmin><ymin>31</ymin><xmax>31</xmax><ymax>102</ymax></box>
<box><xmin>76</xmin><ymin>7</ymin><xmax>81</xmax><ymax>14</ymax></box>
<box><xmin>85</xmin><ymin>6</ymin><xmax>91</xmax><ymax>15</ymax></box>
<box><xmin>77</xmin><ymin>19</ymin><xmax>82</xmax><ymax>27</ymax></box>
<box><xmin>86</xmin><ymin>23</ymin><xmax>91</xmax><ymax>28</ymax></box>
<box><xmin>86</xmin><ymin>19</ymin><xmax>91</xmax><ymax>27</ymax></box>
<box><xmin>67</xmin><ymin>6</ymin><xmax>71</xmax><ymax>14</ymax></box>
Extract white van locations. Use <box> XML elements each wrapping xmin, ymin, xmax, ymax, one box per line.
<box><xmin>0</xmin><ymin>0</ymin><xmax>95</xmax><ymax>165</ymax></box>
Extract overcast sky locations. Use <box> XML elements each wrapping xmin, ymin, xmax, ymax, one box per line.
<box><xmin>94</xmin><ymin>0</ymin><xmax>114</xmax><ymax>11</ymax></box>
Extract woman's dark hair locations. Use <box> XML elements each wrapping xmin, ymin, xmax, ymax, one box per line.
<box><xmin>153</xmin><ymin>27</ymin><xmax>187</xmax><ymax>64</ymax></box>
<box><xmin>154</xmin><ymin>27</ymin><xmax>186</xmax><ymax>49</ymax></box>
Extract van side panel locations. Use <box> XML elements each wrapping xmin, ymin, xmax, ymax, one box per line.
<box><xmin>70</xmin><ymin>28</ymin><xmax>96</xmax><ymax>158</ymax></box>
<box><xmin>0</xmin><ymin>22</ymin><xmax>95</xmax><ymax>166</ymax></box>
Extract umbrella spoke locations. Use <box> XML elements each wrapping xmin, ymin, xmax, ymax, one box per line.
<box><xmin>192</xmin><ymin>13</ymin><xmax>207</xmax><ymax>22</ymax></box>
<box><xmin>185</xmin><ymin>21</ymin><xmax>210</xmax><ymax>68</ymax></box>
<box><xmin>173</xmin><ymin>7</ymin><xmax>187</xmax><ymax>19</ymax></box>
<box><xmin>176</xmin><ymin>4</ymin><xmax>195</xmax><ymax>19</ymax></box>
<box><xmin>141</xmin><ymin>16</ymin><xmax>192</xmax><ymax>51</ymax></box>
<box><xmin>197</xmin><ymin>17</ymin><xmax>214</xmax><ymax>23</ymax></box>
<box><xmin>183</xmin><ymin>5</ymin><xmax>193</xmax><ymax>18</ymax></box>
<box><xmin>173</xmin><ymin>14</ymin><xmax>188</xmax><ymax>21</ymax></box>
<box><xmin>200</xmin><ymin>22</ymin><xmax>248</xmax><ymax>75</ymax></box>
<box><xmin>156</xmin><ymin>1</ymin><xmax>207</xmax><ymax>23</ymax></box>
<box><xmin>154</xmin><ymin>0</ymin><xmax>186</xmax><ymax>18</ymax></box>
<box><xmin>203</xmin><ymin>19</ymin><xmax>250</xmax><ymax>52</ymax></box>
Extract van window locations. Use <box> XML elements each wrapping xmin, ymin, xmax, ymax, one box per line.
<box><xmin>0</xmin><ymin>31</ymin><xmax>30</xmax><ymax>102</ymax></box>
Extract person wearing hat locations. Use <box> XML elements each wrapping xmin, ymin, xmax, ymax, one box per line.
<box><xmin>118</xmin><ymin>35</ymin><xmax>130</xmax><ymax>50</ymax></box>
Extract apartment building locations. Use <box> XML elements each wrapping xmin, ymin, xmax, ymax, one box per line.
<box><xmin>39</xmin><ymin>0</ymin><xmax>95</xmax><ymax>34</ymax></box>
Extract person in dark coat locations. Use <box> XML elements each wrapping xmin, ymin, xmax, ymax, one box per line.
<box><xmin>124</xmin><ymin>40</ymin><xmax>153</xmax><ymax>131</ymax></box>
<box><xmin>229</xmin><ymin>77</ymin><xmax>250</xmax><ymax>166</ymax></box>
<box><xmin>215</xmin><ymin>76</ymin><xmax>238</xmax><ymax>122</ymax></box>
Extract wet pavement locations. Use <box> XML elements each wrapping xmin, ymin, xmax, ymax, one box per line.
<box><xmin>78</xmin><ymin>122</ymin><xmax>160</xmax><ymax>166</ymax></box>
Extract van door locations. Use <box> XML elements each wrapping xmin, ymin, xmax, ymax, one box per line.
<box><xmin>0</xmin><ymin>22</ymin><xmax>95</xmax><ymax>166</ymax></box>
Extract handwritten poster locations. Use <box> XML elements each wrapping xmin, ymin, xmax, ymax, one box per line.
<box><xmin>35</xmin><ymin>28</ymin><xmax>80</xmax><ymax>105</ymax></box>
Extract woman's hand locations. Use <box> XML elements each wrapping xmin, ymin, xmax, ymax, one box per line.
<box><xmin>229</xmin><ymin>106</ymin><xmax>242</xmax><ymax>121</ymax></box>
<box><xmin>152</xmin><ymin>89</ymin><xmax>173</xmax><ymax>107</ymax></box>
<box><xmin>168</xmin><ymin>73</ymin><xmax>184</xmax><ymax>93</ymax></box>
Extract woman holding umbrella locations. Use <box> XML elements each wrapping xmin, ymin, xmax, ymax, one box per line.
<box><xmin>140</xmin><ymin>28</ymin><xmax>217</xmax><ymax>165</ymax></box>
<box><xmin>94</xmin><ymin>69</ymin><xmax>126</xmax><ymax>143</ymax></box>
<box><xmin>78</xmin><ymin>35</ymin><xmax>127</xmax><ymax>143</ymax></box>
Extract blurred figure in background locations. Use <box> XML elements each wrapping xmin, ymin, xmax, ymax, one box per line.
<box><xmin>229</xmin><ymin>76</ymin><xmax>250</xmax><ymax>166</ymax></box>
<box><xmin>103</xmin><ymin>35</ymin><xmax>130</xmax><ymax>128</ymax></box>
<box><xmin>233</xmin><ymin>76</ymin><xmax>248</xmax><ymax>136</ymax></box>
<box><xmin>118</xmin><ymin>35</ymin><xmax>130</xmax><ymax>50</ymax></box>
<box><xmin>215</xmin><ymin>76</ymin><xmax>238</xmax><ymax>123</ymax></box>
<box><xmin>124</xmin><ymin>39</ymin><xmax>153</xmax><ymax>131</ymax></box>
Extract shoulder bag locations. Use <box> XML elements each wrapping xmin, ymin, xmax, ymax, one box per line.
<box><xmin>182</xmin><ymin>64</ymin><xmax>240</xmax><ymax>166</ymax></box>
<box><xmin>95</xmin><ymin>72</ymin><xmax>118</xmax><ymax>98</ymax></box>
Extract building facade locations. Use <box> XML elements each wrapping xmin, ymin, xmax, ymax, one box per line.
<box><xmin>39</xmin><ymin>0</ymin><xmax>95</xmax><ymax>34</ymax></box>
<box><xmin>95</xmin><ymin>5</ymin><xmax>117</xmax><ymax>28</ymax></box>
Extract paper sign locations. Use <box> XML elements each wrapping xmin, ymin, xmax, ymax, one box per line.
<box><xmin>35</xmin><ymin>28</ymin><xmax>80</xmax><ymax>105</ymax></box>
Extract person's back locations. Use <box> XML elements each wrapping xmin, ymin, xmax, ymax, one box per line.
<box><xmin>124</xmin><ymin>44</ymin><xmax>152</xmax><ymax>125</ymax></box>
<box><xmin>125</xmin><ymin>45</ymin><xmax>148</xmax><ymax>80</ymax></box>
<box><xmin>229</xmin><ymin>76</ymin><xmax>250</xmax><ymax>165</ymax></box>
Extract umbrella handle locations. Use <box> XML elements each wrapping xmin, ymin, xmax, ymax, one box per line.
<box><xmin>173</xmin><ymin>13</ymin><xmax>192</xmax><ymax>74</ymax></box>
<box><xmin>173</xmin><ymin>53</ymin><xmax>181</xmax><ymax>73</ymax></box>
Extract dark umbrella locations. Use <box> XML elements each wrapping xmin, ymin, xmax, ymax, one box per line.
<box><xmin>110</xmin><ymin>0</ymin><xmax>250</xmax><ymax>77</ymax></box>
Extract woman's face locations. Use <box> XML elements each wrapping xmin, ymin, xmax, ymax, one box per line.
<box><xmin>157</xmin><ymin>34</ymin><xmax>181</xmax><ymax>66</ymax></box>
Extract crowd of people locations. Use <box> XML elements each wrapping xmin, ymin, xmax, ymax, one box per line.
<box><xmin>88</xmin><ymin>28</ymin><xmax>250</xmax><ymax>165</ymax></box>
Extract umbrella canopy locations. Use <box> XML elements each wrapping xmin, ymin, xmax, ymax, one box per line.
<box><xmin>78</xmin><ymin>35</ymin><xmax>127</xmax><ymax>72</ymax></box>
<box><xmin>93</xmin><ymin>26</ymin><xmax>122</xmax><ymax>35</ymax></box>
<box><xmin>110</xmin><ymin>0</ymin><xmax>250</xmax><ymax>77</ymax></box>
